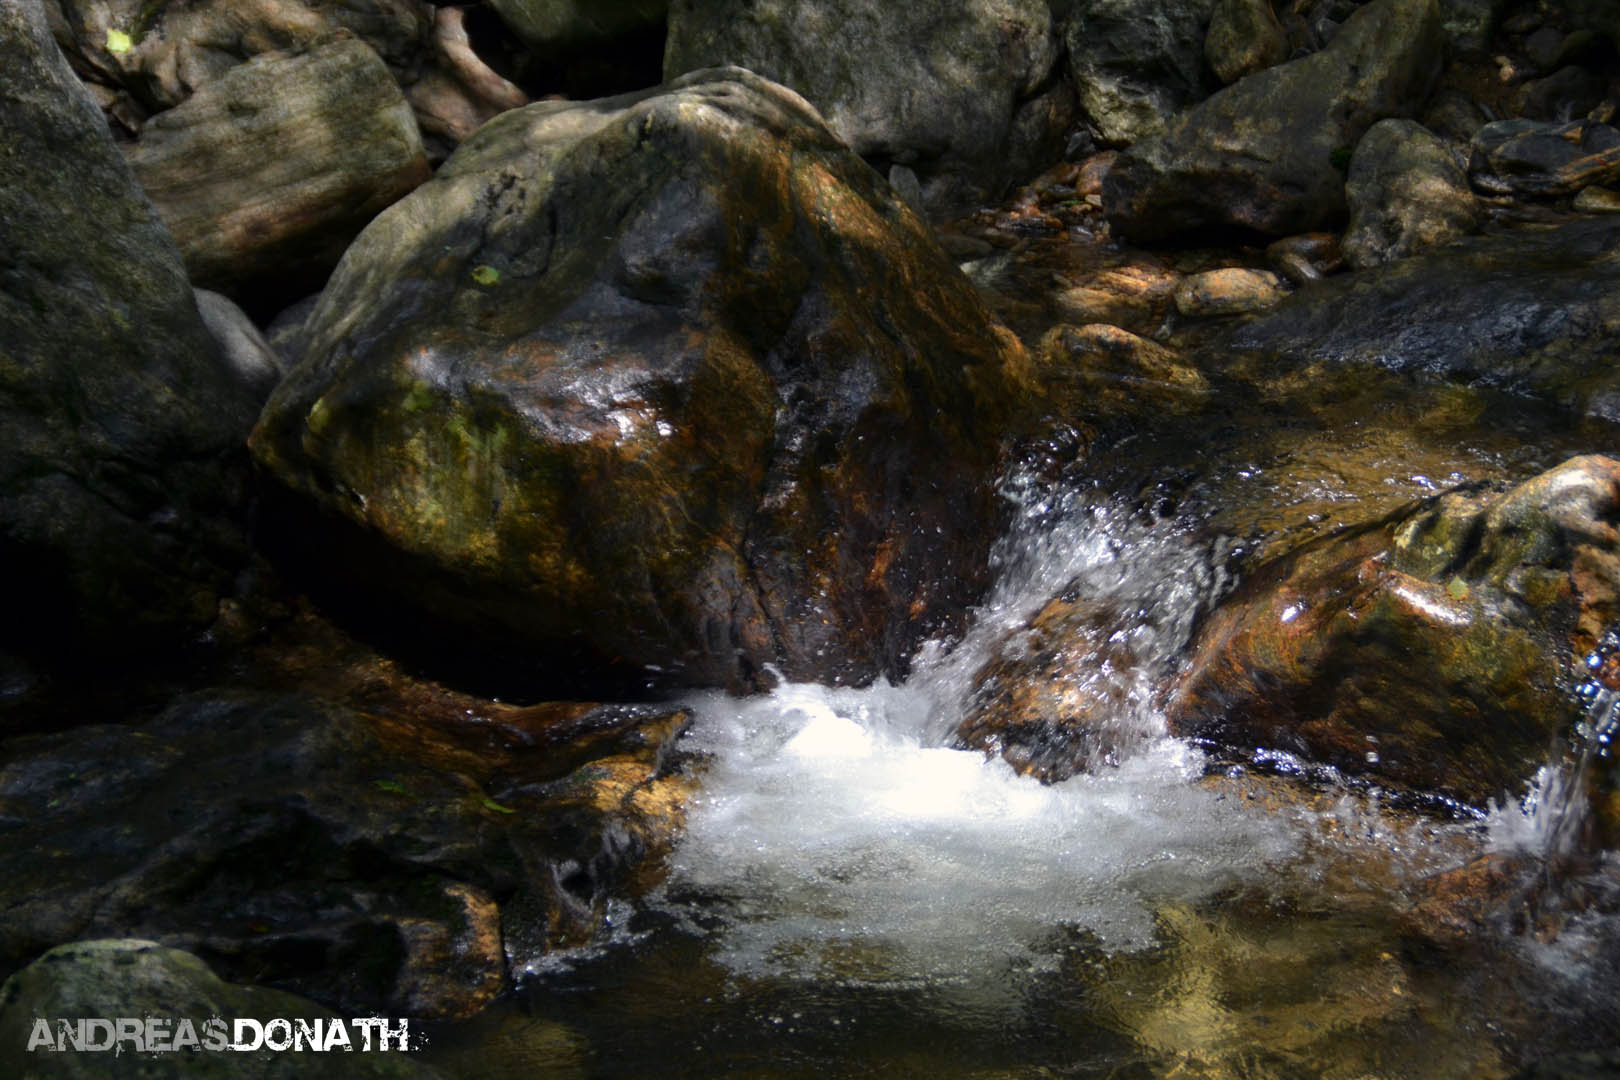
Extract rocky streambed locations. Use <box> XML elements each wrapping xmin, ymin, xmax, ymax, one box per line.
<box><xmin>3</xmin><ymin>0</ymin><xmax>1620</xmax><ymax>1075</ymax></box>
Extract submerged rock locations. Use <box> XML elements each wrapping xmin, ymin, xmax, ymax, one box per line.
<box><xmin>251</xmin><ymin>68</ymin><xmax>1028</xmax><ymax>693</ymax></box>
<box><xmin>1062</xmin><ymin>0</ymin><xmax>1216</xmax><ymax>146</ymax></box>
<box><xmin>124</xmin><ymin>36</ymin><xmax>431</xmax><ymax>297</ymax></box>
<box><xmin>1167</xmin><ymin>455</ymin><xmax>1620</xmax><ymax>807</ymax></box>
<box><xmin>0</xmin><ymin>940</ymin><xmax>440</xmax><ymax>1078</ymax></box>
<box><xmin>1342</xmin><ymin>119</ymin><xmax>1478</xmax><ymax>270</ymax></box>
<box><xmin>663</xmin><ymin>0</ymin><xmax>1071</xmax><ymax>211</ymax></box>
<box><xmin>0</xmin><ymin>692</ymin><xmax>690</xmax><ymax>1020</ymax></box>
<box><xmin>1217</xmin><ymin>217</ymin><xmax>1620</xmax><ymax>421</ymax></box>
<box><xmin>0</xmin><ymin>0</ymin><xmax>253</xmax><ymax>659</ymax></box>
<box><xmin>1104</xmin><ymin>0</ymin><xmax>1443</xmax><ymax>241</ymax></box>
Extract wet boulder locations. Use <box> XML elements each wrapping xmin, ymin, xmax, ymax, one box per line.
<box><xmin>0</xmin><ymin>692</ymin><xmax>690</xmax><ymax>1020</ymax></box>
<box><xmin>0</xmin><ymin>940</ymin><xmax>441</xmax><ymax>1079</ymax></box>
<box><xmin>1063</xmin><ymin>0</ymin><xmax>1217</xmax><ymax>146</ymax></box>
<box><xmin>0</xmin><ymin>0</ymin><xmax>254</xmax><ymax>659</ymax></box>
<box><xmin>124</xmin><ymin>35</ymin><xmax>431</xmax><ymax>300</ymax></box>
<box><xmin>1342</xmin><ymin>119</ymin><xmax>1478</xmax><ymax>270</ymax></box>
<box><xmin>250</xmin><ymin>68</ymin><xmax>1030</xmax><ymax>693</ymax></box>
<box><xmin>1103</xmin><ymin>0</ymin><xmax>1444</xmax><ymax>241</ymax></box>
<box><xmin>663</xmin><ymin>0</ymin><xmax>1071</xmax><ymax>212</ymax></box>
<box><xmin>1167</xmin><ymin>456</ymin><xmax>1620</xmax><ymax>807</ymax></box>
<box><xmin>1216</xmin><ymin>217</ymin><xmax>1620</xmax><ymax>421</ymax></box>
<box><xmin>954</xmin><ymin>595</ymin><xmax>1159</xmax><ymax>782</ymax></box>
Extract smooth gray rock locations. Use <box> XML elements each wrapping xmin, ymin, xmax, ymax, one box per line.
<box><xmin>195</xmin><ymin>289</ymin><xmax>285</xmax><ymax>400</ymax></box>
<box><xmin>1064</xmin><ymin>0</ymin><xmax>1216</xmax><ymax>145</ymax></box>
<box><xmin>1104</xmin><ymin>0</ymin><xmax>1444</xmax><ymax>241</ymax></box>
<box><xmin>0</xmin><ymin>0</ymin><xmax>253</xmax><ymax>656</ymax></box>
<box><xmin>1343</xmin><ymin>119</ymin><xmax>1478</xmax><ymax>269</ymax></box>
<box><xmin>663</xmin><ymin>0</ymin><xmax>1071</xmax><ymax>212</ymax></box>
<box><xmin>124</xmin><ymin>36</ymin><xmax>431</xmax><ymax>296</ymax></box>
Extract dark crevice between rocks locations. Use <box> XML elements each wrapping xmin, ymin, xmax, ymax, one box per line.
<box><xmin>249</xmin><ymin>479</ymin><xmax>682</xmax><ymax>705</ymax></box>
<box><xmin>462</xmin><ymin>5</ymin><xmax>668</xmax><ymax>102</ymax></box>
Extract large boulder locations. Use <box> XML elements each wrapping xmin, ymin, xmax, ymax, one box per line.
<box><xmin>0</xmin><ymin>940</ymin><xmax>440</xmax><ymax>1079</ymax></box>
<box><xmin>663</xmin><ymin>1</ymin><xmax>1071</xmax><ymax>212</ymax></box>
<box><xmin>1342</xmin><ymin>118</ymin><xmax>1478</xmax><ymax>270</ymax></box>
<box><xmin>1215</xmin><ymin>217</ymin><xmax>1620</xmax><ymax>422</ymax></box>
<box><xmin>1063</xmin><ymin>0</ymin><xmax>1217</xmax><ymax>146</ymax></box>
<box><xmin>0</xmin><ymin>0</ymin><xmax>254</xmax><ymax>659</ymax></box>
<box><xmin>1103</xmin><ymin>0</ymin><xmax>1444</xmax><ymax>242</ymax></box>
<box><xmin>0</xmin><ymin>691</ymin><xmax>690</xmax><ymax>1020</ymax></box>
<box><xmin>250</xmin><ymin>68</ymin><xmax>1030</xmax><ymax>693</ymax></box>
<box><xmin>1167</xmin><ymin>456</ymin><xmax>1620</xmax><ymax>807</ymax></box>
<box><xmin>124</xmin><ymin>35</ymin><xmax>430</xmax><ymax>299</ymax></box>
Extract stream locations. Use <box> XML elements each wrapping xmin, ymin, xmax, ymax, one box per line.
<box><xmin>423</xmin><ymin>429</ymin><xmax>1620</xmax><ymax>1078</ymax></box>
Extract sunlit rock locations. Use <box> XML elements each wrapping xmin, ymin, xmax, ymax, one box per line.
<box><xmin>1173</xmin><ymin>267</ymin><xmax>1286</xmax><ymax>317</ymax></box>
<box><xmin>251</xmin><ymin>68</ymin><xmax>1030</xmax><ymax>693</ymax></box>
<box><xmin>124</xmin><ymin>37</ymin><xmax>431</xmax><ymax>297</ymax></box>
<box><xmin>1342</xmin><ymin>119</ymin><xmax>1478</xmax><ymax>270</ymax></box>
<box><xmin>1167</xmin><ymin>456</ymin><xmax>1620</xmax><ymax>808</ymax></box>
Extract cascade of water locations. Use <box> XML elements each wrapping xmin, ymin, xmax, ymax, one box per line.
<box><xmin>650</xmin><ymin>467</ymin><xmax>1301</xmax><ymax>988</ymax></box>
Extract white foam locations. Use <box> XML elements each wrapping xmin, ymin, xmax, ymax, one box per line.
<box><xmin>656</xmin><ymin>484</ymin><xmax>1302</xmax><ymax>987</ymax></box>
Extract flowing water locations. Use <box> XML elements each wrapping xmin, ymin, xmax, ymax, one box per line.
<box><xmin>421</xmin><ymin>417</ymin><xmax>1620</xmax><ymax>1077</ymax></box>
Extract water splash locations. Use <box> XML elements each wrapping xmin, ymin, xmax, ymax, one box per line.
<box><xmin>655</xmin><ymin>474</ymin><xmax>1296</xmax><ymax>988</ymax></box>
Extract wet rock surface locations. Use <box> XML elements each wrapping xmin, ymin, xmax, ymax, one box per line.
<box><xmin>1216</xmin><ymin>217</ymin><xmax>1620</xmax><ymax>420</ymax></box>
<box><xmin>252</xmin><ymin>68</ymin><xmax>1029</xmax><ymax>694</ymax></box>
<box><xmin>1167</xmin><ymin>456</ymin><xmax>1620</xmax><ymax>807</ymax></box>
<box><xmin>0</xmin><ymin>679</ymin><xmax>690</xmax><ymax>1020</ymax></box>
<box><xmin>0</xmin><ymin>0</ymin><xmax>254</xmax><ymax>662</ymax></box>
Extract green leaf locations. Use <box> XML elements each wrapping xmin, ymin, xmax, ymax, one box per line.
<box><xmin>374</xmin><ymin>779</ymin><xmax>408</xmax><ymax>795</ymax></box>
<box><xmin>481</xmin><ymin>797</ymin><xmax>517</xmax><ymax>815</ymax></box>
<box><xmin>470</xmin><ymin>265</ymin><xmax>501</xmax><ymax>287</ymax></box>
<box><xmin>105</xmin><ymin>28</ymin><xmax>133</xmax><ymax>54</ymax></box>
<box><xmin>1447</xmin><ymin>576</ymin><xmax>1469</xmax><ymax>600</ymax></box>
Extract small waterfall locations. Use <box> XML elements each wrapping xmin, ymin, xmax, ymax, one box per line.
<box><xmin>651</xmin><ymin>468</ymin><xmax>1299</xmax><ymax>988</ymax></box>
<box><xmin>1489</xmin><ymin>641</ymin><xmax>1620</xmax><ymax>860</ymax></box>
